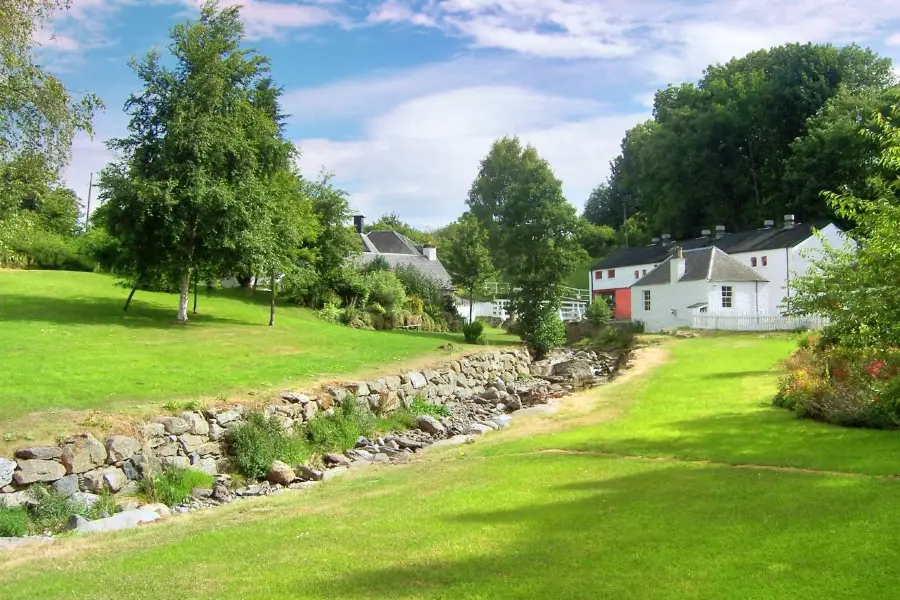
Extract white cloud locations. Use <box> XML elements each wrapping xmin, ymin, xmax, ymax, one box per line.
<box><xmin>888</xmin><ymin>33</ymin><xmax>900</xmax><ymax>45</ymax></box>
<box><xmin>163</xmin><ymin>0</ymin><xmax>345</xmax><ymax>39</ymax></box>
<box><xmin>297</xmin><ymin>85</ymin><xmax>646</xmax><ymax>227</ymax></box>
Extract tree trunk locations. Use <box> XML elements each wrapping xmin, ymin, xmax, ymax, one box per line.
<box><xmin>469</xmin><ymin>291</ymin><xmax>474</xmax><ymax>324</ymax></box>
<box><xmin>252</xmin><ymin>274</ymin><xmax>259</xmax><ymax>296</ymax></box>
<box><xmin>192</xmin><ymin>277</ymin><xmax>198</xmax><ymax>315</ymax></box>
<box><xmin>268</xmin><ymin>272</ymin><xmax>276</xmax><ymax>327</ymax></box>
<box><xmin>124</xmin><ymin>286</ymin><xmax>137</xmax><ymax>311</ymax></box>
<box><xmin>177</xmin><ymin>268</ymin><xmax>191</xmax><ymax>322</ymax></box>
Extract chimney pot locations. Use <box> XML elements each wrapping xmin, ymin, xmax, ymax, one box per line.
<box><xmin>353</xmin><ymin>214</ymin><xmax>365</xmax><ymax>234</ymax></box>
<box><xmin>651</xmin><ymin>237</ymin><xmax>660</xmax><ymax>245</ymax></box>
<box><xmin>423</xmin><ymin>245</ymin><xmax>437</xmax><ymax>261</ymax></box>
<box><xmin>783</xmin><ymin>214</ymin><xmax>795</xmax><ymax>228</ymax></box>
<box><xmin>701</xmin><ymin>229</ymin><xmax>711</xmax><ymax>237</ymax></box>
<box><xmin>763</xmin><ymin>219</ymin><xmax>775</xmax><ymax>228</ymax></box>
<box><xmin>714</xmin><ymin>225</ymin><xmax>726</xmax><ymax>239</ymax></box>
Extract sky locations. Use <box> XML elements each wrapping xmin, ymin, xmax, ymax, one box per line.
<box><xmin>40</xmin><ymin>0</ymin><xmax>900</xmax><ymax>229</ymax></box>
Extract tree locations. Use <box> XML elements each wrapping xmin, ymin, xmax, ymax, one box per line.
<box><xmin>575</xmin><ymin>218</ymin><xmax>617</xmax><ymax>258</ymax></box>
<box><xmin>365</xmin><ymin>211</ymin><xmax>435</xmax><ymax>245</ymax></box>
<box><xmin>1</xmin><ymin>0</ymin><xmax>102</xmax><ymax>171</ymax></box>
<box><xmin>442</xmin><ymin>212</ymin><xmax>494</xmax><ymax>323</ymax></box>
<box><xmin>101</xmin><ymin>1</ymin><xmax>282</xmax><ymax>322</ymax></box>
<box><xmin>467</xmin><ymin>136</ymin><xmax>586</xmax><ymax>355</ymax></box>
<box><xmin>788</xmin><ymin>103</ymin><xmax>900</xmax><ymax>348</ymax></box>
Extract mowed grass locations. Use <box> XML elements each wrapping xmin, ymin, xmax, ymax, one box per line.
<box><xmin>5</xmin><ymin>336</ymin><xmax>900</xmax><ymax>599</ymax></box>
<box><xmin>0</xmin><ymin>270</ymin><xmax>515</xmax><ymax>422</ymax></box>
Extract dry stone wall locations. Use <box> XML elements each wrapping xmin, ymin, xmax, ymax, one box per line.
<box><xmin>0</xmin><ymin>347</ymin><xmax>628</xmax><ymax>516</ymax></box>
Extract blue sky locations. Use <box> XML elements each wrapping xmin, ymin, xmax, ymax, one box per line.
<box><xmin>42</xmin><ymin>0</ymin><xmax>900</xmax><ymax>228</ymax></box>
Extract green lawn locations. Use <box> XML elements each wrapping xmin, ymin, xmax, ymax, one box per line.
<box><xmin>4</xmin><ymin>335</ymin><xmax>900</xmax><ymax>599</ymax></box>
<box><xmin>0</xmin><ymin>270</ymin><xmax>515</xmax><ymax>423</ymax></box>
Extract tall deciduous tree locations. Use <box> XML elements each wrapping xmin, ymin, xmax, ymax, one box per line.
<box><xmin>442</xmin><ymin>212</ymin><xmax>494</xmax><ymax>323</ymax></box>
<box><xmin>467</xmin><ymin>136</ymin><xmax>586</xmax><ymax>353</ymax></box>
<box><xmin>101</xmin><ymin>1</ymin><xmax>283</xmax><ymax>322</ymax></box>
<box><xmin>365</xmin><ymin>211</ymin><xmax>435</xmax><ymax>245</ymax></box>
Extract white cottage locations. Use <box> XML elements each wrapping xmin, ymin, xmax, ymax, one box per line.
<box><xmin>630</xmin><ymin>246</ymin><xmax>769</xmax><ymax>332</ymax></box>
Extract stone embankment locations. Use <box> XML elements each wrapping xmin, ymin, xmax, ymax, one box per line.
<box><xmin>0</xmin><ymin>346</ymin><xmax>629</xmax><ymax>541</ymax></box>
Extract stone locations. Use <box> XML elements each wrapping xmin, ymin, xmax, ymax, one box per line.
<box><xmin>344</xmin><ymin>449</ymin><xmax>373</xmax><ymax>462</ymax></box>
<box><xmin>315</xmin><ymin>394</ymin><xmax>333</xmax><ymax>410</ymax></box>
<box><xmin>303</xmin><ymin>402</ymin><xmax>318</xmax><ymax>421</ymax></box>
<box><xmin>383</xmin><ymin>375</ymin><xmax>402</xmax><ymax>391</ymax></box>
<box><xmin>267</xmin><ymin>460</ymin><xmax>296</xmax><ymax>486</ymax></box>
<box><xmin>372</xmin><ymin>453</ymin><xmax>389</xmax><ymax>463</ymax></box>
<box><xmin>492</xmin><ymin>415</ymin><xmax>513</xmax><ymax>428</ymax></box>
<box><xmin>368</xmin><ymin>380</ymin><xmax>387</xmax><ymax>394</ymax></box>
<box><xmin>273</xmin><ymin>403</ymin><xmax>304</xmax><ymax>419</ymax></box>
<box><xmin>67</xmin><ymin>515</ymin><xmax>90</xmax><ymax>531</ymax></box>
<box><xmin>178</xmin><ymin>434</ymin><xmax>208</xmax><ymax>454</ymax></box>
<box><xmin>155</xmin><ymin>442</ymin><xmax>179</xmax><ymax>457</ymax></box>
<box><xmin>282</xmin><ymin>392</ymin><xmax>311</xmax><ymax>404</ymax></box>
<box><xmin>14</xmin><ymin>459</ymin><xmax>66</xmax><ymax>484</ymax></box>
<box><xmin>0</xmin><ymin>458</ymin><xmax>15</xmax><ymax>487</ymax></box>
<box><xmin>481</xmin><ymin>388</ymin><xmax>500</xmax><ymax>401</ymax></box>
<box><xmin>69</xmin><ymin>492</ymin><xmax>101</xmax><ymax>511</ymax></box>
<box><xmin>322</xmin><ymin>466</ymin><xmax>349</xmax><ymax>481</ymax></box>
<box><xmin>191</xmin><ymin>487</ymin><xmax>213</xmax><ymax>499</ymax></box>
<box><xmin>323</xmin><ymin>452</ymin><xmax>350</xmax><ymax>466</ymax></box>
<box><xmin>0</xmin><ymin>491</ymin><xmax>30</xmax><ymax>508</ymax></box>
<box><xmin>392</xmin><ymin>437</ymin><xmax>426</xmax><ymax>450</ymax></box>
<box><xmin>478</xmin><ymin>421</ymin><xmax>499</xmax><ymax>430</ymax></box>
<box><xmin>430</xmin><ymin>435</ymin><xmax>472</xmax><ymax>448</ymax></box>
<box><xmin>52</xmin><ymin>474</ymin><xmax>80</xmax><ymax>497</ymax></box>
<box><xmin>191</xmin><ymin>457</ymin><xmax>218</xmax><ymax>476</ymax></box>
<box><xmin>83</xmin><ymin>466</ymin><xmax>127</xmax><ymax>493</ymax></box>
<box><xmin>105</xmin><ymin>435</ymin><xmax>140</xmax><ymax>463</ymax></box>
<box><xmin>142</xmin><ymin>503</ymin><xmax>172</xmax><ymax>518</ymax></box>
<box><xmin>207</xmin><ymin>407</ymin><xmax>243</xmax><ymax>425</ymax></box>
<box><xmin>505</xmin><ymin>394</ymin><xmax>523</xmax><ymax>411</ymax></box>
<box><xmin>14</xmin><ymin>446</ymin><xmax>61</xmax><ymax>460</ymax></box>
<box><xmin>60</xmin><ymin>433</ymin><xmax>108</xmax><ymax>475</ymax></box>
<box><xmin>208</xmin><ymin>423</ymin><xmax>226</xmax><ymax>441</ymax></box>
<box><xmin>212</xmin><ymin>484</ymin><xmax>233</xmax><ymax>502</ymax></box>
<box><xmin>73</xmin><ymin>509</ymin><xmax>160</xmax><ymax>534</ymax></box>
<box><xmin>347</xmin><ymin>460</ymin><xmax>370</xmax><ymax>470</ymax></box>
<box><xmin>116</xmin><ymin>500</ymin><xmax>140</xmax><ymax>512</ymax></box>
<box><xmin>350</xmin><ymin>382</ymin><xmax>370</xmax><ymax>396</ymax></box>
<box><xmin>296</xmin><ymin>465</ymin><xmax>324</xmax><ymax>481</ymax></box>
<box><xmin>161</xmin><ymin>456</ymin><xmax>191</xmax><ymax>470</ymax></box>
<box><xmin>416</xmin><ymin>415</ymin><xmax>446</xmax><ymax>436</ymax></box>
<box><xmin>181</xmin><ymin>411</ymin><xmax>210</xmax><ymax>435</ymax></box>
<box><xmin>137</xmin><ymin>423</ymin><xmax>166</xmax><ymax>439</ymax></box>
<box><xmin>155</xmin><ymin>416</ymin><xmax>190</xmax><ymax>435</ymax></box>
<box><xmin>195</xmin><ymin>442</ymin><xmax>223</xmax><ymax>456</ymax></box>
<box><xmin>469</xmin><ymin>424</ymin><xmax>492</xmax><ymax>435</ymax></box>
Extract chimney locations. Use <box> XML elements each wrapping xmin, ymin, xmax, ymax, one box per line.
<box><xmin>422</xmin><ymin>245</ymin><xmax>437</xmax><ymax>261</ymax></box>
<box><xmin>353</xmin><ymin>214</ymin><xmax>365</xmax><ymax>234</ymax></box>
<box><xmin>669</xmin><ymin>246</ymin><xmax>686</xmax><ymax>282</ymax></box>
<box><xmin>651</xmin><ymin>237</ymin><xmax>660</xmax><ymax>246</ymax></box>
<box><xmin>661</xmin><ymin>233</ymin><xmax>672</xmax><ymax>246</ymax></box>
<box><xmin>783</xmin><ymin>214</ymin><xmax>795</xmax><ymax>229</ymax></box>
<box><xmin>701</xmin><ymin>229</ymin><xmax>712</xmax><ymax>237</ymax></box>
<box><xmin>715</xmin><ymin>225</ymin><xmax>726</xmax><ymax>239</ymax></box>
<box><xmin>763</xmin><ymin>219</ymin><xmax>775</xmax><ymax>229</ymax></box>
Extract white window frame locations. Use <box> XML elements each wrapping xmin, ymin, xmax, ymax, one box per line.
<box><xmin>643</xmin><ymin>290</ymin><xmax>651</xmax><ymax>311</ymax></box>
<box><xmin>721</xmin><ymin>285</ymin><xmax>733</xmax><ymax>308</ymax></box>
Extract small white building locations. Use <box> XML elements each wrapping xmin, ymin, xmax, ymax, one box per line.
<box><xmin>630</xmin><ymin>246</ymin><xmax>769</xmax><ymax>332</ymax></box>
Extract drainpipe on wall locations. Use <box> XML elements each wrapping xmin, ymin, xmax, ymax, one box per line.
<box><xmin>784</xmin><ymin>247</ymin><xmax>791</xmax><ymax>312</ymax></box>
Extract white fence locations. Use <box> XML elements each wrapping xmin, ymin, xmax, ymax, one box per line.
<box><xmin>483</xmin><ymin>282</ymin><xmax>591</xmax><ymax>303</ymax></box>
<box><xmin>456</xmin><ymin>298</ymin><xmax>587</xmax><ymax>323</ymax></box>
<box><xmin>691</xmin><ymin>312</ymin><xmax>826</xmax><ymax>332</ymax></box>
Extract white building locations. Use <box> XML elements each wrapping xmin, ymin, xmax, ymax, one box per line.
<box><xmin>631</xmin><ymin>246</ymin><xmax>769</xmax><ymax>332</ymax></box>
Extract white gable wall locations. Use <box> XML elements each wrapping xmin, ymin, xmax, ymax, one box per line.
<box><xmin>632</xmin><ymin>279</ymin><xmax>769</xmax><ymax>332</ymax></box>
<box><xmin>591</xmin><ymin>262</ymin><xmax>661</xmax><ymax>293</ymax></box>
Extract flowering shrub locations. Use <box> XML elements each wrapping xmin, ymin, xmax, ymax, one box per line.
<box><xmin>775</xmin><ymin>344</ymin><xmax>900</xmax><ymax>429</ymax></box>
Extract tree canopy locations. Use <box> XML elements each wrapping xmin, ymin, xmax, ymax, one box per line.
<box><xmin>442</xmin><ymin>211</ymin><xmax>494</xmax><ymax>322</ymax></box>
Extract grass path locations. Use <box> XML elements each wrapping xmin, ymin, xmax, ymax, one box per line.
<box><xmin>4</xmin><ymin>336</ymin><xmax>900</xmax><ymax>599</ymax></box>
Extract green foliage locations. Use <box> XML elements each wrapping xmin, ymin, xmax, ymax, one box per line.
<box><xmin>364</xmin><ymin>269</ymin><xmax>407</xmax><ymax>311</ymax></box>
<box><xmin>586</xmin><ymin>298</ymin><xmax>611</xmax><ymax>326</ymax></box>
<box><xmin>228</xmin><ymin>412</ymin><xmax>311</xmax><ymax>480</ymax></box>
<box><xmin>365</xmin><ymin>212</ymin><xmax>434</xmax><ymax>245</ymax></box>
<box><xmin>363</xmin><ymin>255</ymin><xmax>391</xmax><ymax>273</ymax></box>
<box><xmin>521</xmin><ymin>310</ymin><xmax>566</xmax><ymax>358</ymax></box>
<box><xmin>316</xmin><ymin>302</ymin><xmax>343</xmax><ymax>324</ymax></box>
<box><xmin>575</xmin><ymin>218</ymin><xmax>617</xmax><ymax>258</ymax></box>
<box><xmin>375</xmin><ymin>395</ymin><xmax>450</xmax><ymax>432</ymax></box>
<box><xmin>442</xmin><ymin>212</ymin><xmax>494</xmax><ymax>323</ymax></box>
<box><xmin>161</xmin><ymin>400</ymin><xmax>202</xmax><ymax>413</ymax></box>
<box><xmin>408</xmin><ymin>395</ymin><xmax>450</xmax><ymax>418</ymax></box>
<box><xmin>138</xmin><ymin>467</ymin><xmax>216</xmax><ymax>507</ymax></box>
<box><xmin>26</xmin><ymin>485</ymin><xmax>115</xmax><ymax>534</ymax></box>
<box><xmin>462</xmin><ymin>320</ymin><xmax>485</xmax><ymax>344</ymax></box>
<box><xmin>393</xmin><ymin>264</ymin><xmax>446</xmax><ymax>310</ymax></box>
<box><xmin>307</xmin><ymin>398</ymin><xmax>375</xmax><ymax>453</ymax></box>
<box><xmin>0</xmin><ymin>504</ymin><xmax>28</xmax><ymax>537</ymax></box>
<box><xmin>10</xmin><ymin>228</ymin><xmax>93</xmax><ymax>271</ymax></box>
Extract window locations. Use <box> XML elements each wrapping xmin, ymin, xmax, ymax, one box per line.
<box><xmin>594</xmin><ymin>270</ymin><xmax>602</xmax><ymax>280</ymax></box>
<box><xmin>642</xmin><ymin>269</ymin><xmax>647</xmax><ymax>276</ymax></box>
<box><xmin>721</xmin><ymin>285</ymin><xmax>733</xmax><ymax>308</ymax></box>
<box><xmin>607</xmin><ymin>269</ymin><xmax>616</xmax><ymax>279</ymax></box>
<box><xmin>761</xmin><ymin>256</ymin><xmax>768</xmax><ymax>266</ymax></box>
<box><xmin>643</xmin><ymin>290</ymin><xmax>651</xmax><ymax>311</ymax></box>
<box><xmin>634</xmin><ymin>270</ymin><xmax>640</xmax><ymax>279</ymax></box>
<box><xmin>750</xmin><ymin>257</ymin><xmax>757</xmax><ymax>267</ymax></box>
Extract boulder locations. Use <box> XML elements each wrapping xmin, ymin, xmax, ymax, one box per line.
<box><xmin>14</xmin><ymin>459</ymin><xmax>66</xmax><ymax>484</ymax></box>
<box><xmin>116</xmin><ymin>499</ymin><xmax>141</xmax><ymax>513</ymax></box>
<box><xmin>161</xmin><ymin>456</ymin><xmax>190</xmax><ymax>470</ymax></box>
<box><xmin>191</xmin><ymin>487</ymin><xmax>213</xmax><ymax>499</ymax></box>
<box><xmin>195</xmin><ymin>442</ymin><xmax>223</xmax><ymax>457</ymax></box>
<box><xmin>469</xmin><ymin>424</ymin><xmax>493</xmax><ymax>435</ymax></box>
<box><xmin>190</xmin><ymin>457</ymin><xmax>217</xmax><ymax>476</ymax></box>
<box><xmin>297</xmin><ymin>465</ymin><xmax>324</xmax><ymax>481</ymax></box>
<box><xmin>0</xmin><ymin>491</ymin><xmax>30</xmax><ymax>508</ymax></box>
<box><xmin>52</xmin><ymin>474</ymin><xmax>81</xmax><ymax>497</ymax></box>
<box><xmin>207</xmin><ymin>406</ymin><xmax>243</xmax><ymax>425</ymax></box>
<box><xmin>105</xmin><ymin>435</ymin><xmax>141</xmax><ymax>463</ymax></box>
<box><xmin>181</xmin><ymin>411</ymin><xmax>210</xmax><ymax>436</ymax></box>
<box><xmin>349</xmin><ymin>382</ymin><xmax>370</xmax><ymax>396</ymax></box>
<box><xmin>282</xmin><ymin>392</ymin><xmax>311</xmax><ymax>404</ymax></box>
<box><xmin>72</xmin><ymin>509</ymin><xmax>160</xmax><ymax>534</ymax></box>
<box><xmin>372</xmin><ymin>453</ymin><xmax>390</xmax><ymax>463</ymax></box>
<box><xmin>177</xmin><ymin>434</ymin><xmax>208</xmax><ymax>454</ymax></box>
<box><xmin>66</xmin><ymin>515</ymin><xmax>90</xmax><ymax>531</ymax></box>
<box><xmin>142</xmin><ymin>503</ymin><xmax>172</xmax><ymax>518</ymax></box>
<box><xmin>69</xmin><ymin>492</ymin><xmax>101</xmax><ymax>511</ymax></box>
<box><xmin>267</xmin><ymin>460</ymin><xmax>296</xmax><ymax>486</ymax></box>
<box><xmin>61</xmin><ymin>433</ymin><xmax>108</xmax><ymax>474</ymax></box>
<box><xmin>416</xmin><ymin>415</ymin><xmax>446</xmax><ymax>436</ymax></box>
<box><xmin>208</xmin><ymin>423</ymin><xmax>226</xmax><ymax>441</ymax></box>
<box><xmin>137</xmin><ymin>423</ymin><xmax>166</xmax><ymax>439</ymax></box>
<box><xmin>0</xmin><ymin>458</ymin><xmax>15</xmax><ymax>488</ymax></box>
<box><xmin>323</xmin><ymin>452</ymin><xmax>350</xmax><ymax>466</ymax></box>
<box><xmin>14</xmin><ymin>446</ymin><xmax>61</xmax><ymax>460</ymax></box>
<box><xmin>322</xmin><ymin>466</ymin><xmax>349</xmax><ymax>481</ymax></box>
<box><xmin>155</xmin><ymin>416</ymin><xmax>190</xmax><ymax>435</ymax></box>
<box><xmin>303</xmin><ymin>402</ymin><xmax>318</xmax><ymax>421</ymax></box>
<box><xmin>83</xmin><ymin>466</ymin><xmax>127</xmax><ymax>493</ymax></box>
<box><xmin>383</xmin><ymin>375</ymin><xmax>402</xmax><ymax>391</ymax></box>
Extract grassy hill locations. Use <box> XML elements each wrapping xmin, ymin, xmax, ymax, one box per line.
<box><xmin>6</xmin><ymin>336</ymin><xmax>900</xmax><ymax>598</ymax></box>
<box><xmin>563</xmin><ymin>256</ymin><xmax>597</xmax><ymax>290</ymax></box>
<box><xmin>0</xmin><ymin>270</ymin><xmax>514</xmax><ymax>426</ymax></box>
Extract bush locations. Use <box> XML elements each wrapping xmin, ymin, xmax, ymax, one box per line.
<box><xmin>586</xmin><ymin>298</ymin><xmax>611</xmax><ymax>325</ymax></box>
<box><xmin>0</xmin><ymin>505</ymin><xmax>28</xmax><ymax>537</ymax></box>
<box><xmin>521</xmin><ymin>310</ymin><xmax>566</xmax><ymax>357</ymax></box>
<box><xmin>364</xmin><ymin>270</ymin><xmax>407</xmax><ymax>312</ymax></box>
<box><xmin>462</xmin><ymin>320</ymin><xmax>485</xmax><ymax>344</ymax></box>
<box><xmin>13</xmin><ymin>229</ymin><xmax>93</xmax><ymax>271</ymax></box>
<box><xmin>26</xmin><ymin>485</ymin><xmax>116</xmax><ymax>534</ymax></box>
<box><xmin>317</xmin><ymin>302</ymin><xmax>343</xmax><ymax>324</ymax></box>
<box><xmin>228</xmin><ymin>413</ymin><xmax>311</xmax><ymax>480</ymax></box>
<box><xmin>307</xmin><ymin>397</ymin><xmax>375</xmax><ymax>453</ymax></box>
<box><xmin>138</xmin><ymin>467</ymin><xmax>216</xmax><ymax>507</ymax></box>
<box><xmin>393</xmin><ymin>264</ymin><xmax>446</xmax><ymax>311</ymax></box>
<box><xmin>375</xmin><ymin>396</ymin><xmax>450</xmax><ymax>432</ymax></box>
<box><xmin>408</xmin><ymin>395</ymin><xmax>450</xmax><ymax>418</ymax></box>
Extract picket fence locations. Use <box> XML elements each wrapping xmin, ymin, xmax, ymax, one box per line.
<box><xmin>691</xmin><ymin>311</ymin><xmax>826</xmax><ymax>332</ymax></box>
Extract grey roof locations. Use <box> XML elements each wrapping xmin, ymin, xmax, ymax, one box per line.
<box><xmin>363</xmin><ymin>231</ymin><xmax>420</xmax><ymax>255</ymax></box>
<box><xmin>593</xmin><ymin>221</ymin><xmax>833</xmax><ymax>270</ymax></box>
<box><xmin>358</xmin><ymin>252</ymin><xmax>453</xmax><ymax>289</ymax></box>
<box><xmin>632</xmin><ymin>247</ymin><xmax>768</xmax><ymax>287</ymax></box>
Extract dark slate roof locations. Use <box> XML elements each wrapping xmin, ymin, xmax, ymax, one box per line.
<box><xmin>364</xmin><ymin>231</ymin><xmax>420</xmax><ymax>255</ymax></box>
<box><xmin>632</xmin><ymin>247</ymin><xmax>767</xmax><ymax>287</ymax></box>
<box><xmin>592</xmin><ymin>221</ymin><xmax>833</xmax><ymax>270</ymax></box>
<box><xmin>358</xmin><ymin>252</ymin><xmax>453</xmax><ymax>289</ymax></box>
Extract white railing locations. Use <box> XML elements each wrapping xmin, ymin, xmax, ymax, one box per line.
<box><xmin>691</xmin><ymin>312</ymin><xmax>826</xmax><ymax>332</ymax></box>
<box><xmin>483</xmin><ymin>282</ymin><xmax>590</xmax><ymax>303</ymax></box>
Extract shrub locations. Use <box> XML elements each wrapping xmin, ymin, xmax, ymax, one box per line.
<box><xmin>13</xmin><ymin>229</ymin><xmax>93</xmax><ymax>271</ymax></box>
<box><xmin>228</xmin><ymin>413</ymin><xmax>311</xmax><ymax>480</ymax></box>
<box><xmin>462</xmin><ymin>320</ymin><xmax>485</xmax><ymax>344</ymax></box>
<box><xmin>375</xmin><ymin>396</ymin><xmax>450</xmax><ymax>432</ymax></box>
<box><xmin>307</xmin><ymin>397</ymin><xmax>375</xmax><ymax>453</ymax></box>
<box><xmin>26</xmin><ymin>485</ymin><xmax>115</xmax><ymax>534</ymax></box>
<box><xmin>393</xmin><ymin>264</ymin><xmax>446</xmax><ymax>311</ymax></box>
<box><xmin>408</xmin><ymin>395</ymin><xmax>450</xmax><ymax>418</ymax></box>
<box><xmin>138</xmin><ymin>467</ymin><xmax>216</xmax><ymax>507</ymax></box>
<box><xmin>0</xmin><ymin>505</ymin><xmax>28</xmax><ymax>537</ymax></box>
<box><xmin>365</xmin><ymin>270</ymin><xmax>407</xmax><ymax>312</ymax></box>
<box><xmin>586</xmin><ymin>298</ymin><xmax>611</xmax><ymax>325</ymax></box>
<box><xmin>363</xmin><ymin>255</ymin><xmax>391</xmax><ymax>273</ymax></box>
<box><xmin>317</xmin><ymin>302</ymin><xmax>343</xmax><ymax>324</ymax></box>
<box><xmin>521</xmin><ymin>310</ymin><xmax>566</xmax><ymax>357</ymax></box>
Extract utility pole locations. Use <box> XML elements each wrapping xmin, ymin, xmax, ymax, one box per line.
<box><xmin>623</xmin><ymin>200</ymin><xmax>628</xmax><ymax>248</ymax></box>
<box><xmin>85</xmin><ymin>173</ymin><xmax>99</xmax><ymax>227</ymax></box>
